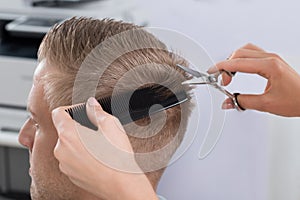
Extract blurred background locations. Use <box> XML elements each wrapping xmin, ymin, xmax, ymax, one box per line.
<box><xmin>0</xmin><ymin>0</ymin><xmax>299</xmax><ymax>199</ymax></box>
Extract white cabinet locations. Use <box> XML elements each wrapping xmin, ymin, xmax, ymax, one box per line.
<box><xmin>0</xmin><ymin>56</ymin><xmax>36</xmax><ymax>148</ymax></box>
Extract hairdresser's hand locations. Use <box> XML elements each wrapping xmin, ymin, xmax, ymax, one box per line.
<box><xmin>208</xmin><ymin>43</ymin><xmax>300</xmax><ymax>117</ymax></box>
<box><xmin>52</xmin><ymin>97</ymin><xmax>158</xmax><ymax>200</ymax></box>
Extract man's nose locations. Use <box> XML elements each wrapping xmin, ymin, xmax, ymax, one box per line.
<box><xmin>18</xmin><ymin>119</ymin><xmax>35</xmax><ymax>152</ymax></box>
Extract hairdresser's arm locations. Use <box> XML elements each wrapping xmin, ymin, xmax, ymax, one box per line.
<box><xmin>52</xmin><ymin>97</ymin><xmax>158</xmax><ymax>200</ymax></box>
<box><xmin>208</xmin><ymin>43</ymin><xmax>300</xmax><ymax>117</ymax></box>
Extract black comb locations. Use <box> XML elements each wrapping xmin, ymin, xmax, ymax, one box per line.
<box><xmin>65</xmin><ymin>85</ymin><xmax>188</xmax><ymax>130</ymax></box>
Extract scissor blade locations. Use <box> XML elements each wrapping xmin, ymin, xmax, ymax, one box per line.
<box><xmin>182</xmin><ymin>77</ymin><xmax>210</xmax><ymax>85</ymax></box>
<box><xmin>176</xmin><ymin>64</ymin><xmax>207</xmax><ymax>78</ymax></box>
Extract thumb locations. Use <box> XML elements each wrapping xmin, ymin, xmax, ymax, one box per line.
<box><xmin>52</xmin><ymin>106</ymin><xmax>77</xmax><ymax>137</ymax></box>
<box><xmin>85</xmin><ymin>97</ymin><xmax>110</xmax><ymax>127</ymax></box>
<box><xmin>86</xmin><ymin>97</ymin><xmax>125</xmax><ymax>134</ymax></box>
<box><xmin>237</xmin><ymin>94</ymin><xmax>265</xmax><ymax>111</ymax></box>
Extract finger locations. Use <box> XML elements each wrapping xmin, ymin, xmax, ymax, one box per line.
<box><xmin>54</xmin><ymin>138</ymin><xmax>63</xmax><ymax>160</ymax></box>
<box><xmin>86</xmin><ymin>97</ymin><xmax>125</xmax><ymax>134</ymax></box>
<box><xmin>229</xmin><ymin>48</ymin><xmax>284</xmax><ymax>62</ymax></box>
<box><xmin>226</xmin><ymin>43</ymin><xmax>265</xmax><ymax>60</ymax></box>
<box><xmin>58</xmin><ymin>163</ymin><xmax>67</xmax><ymax>175</ymax></box>
<box><xmin>98</xmin><ymin>115</ymin><xmax>132</xmax><ymax>152</ymax></box>
<box><xmin>85</xmin><ymin>97</ymin><xmax>110</xmax><ymax>127</ymax></box>
<box><xmin>221</xmin><ymin>73</ymin><xmax>232</xmax><ymax>86</ymax></box>
<box><xmin>222</xmin><ymin>94</ymin><xmax>266</xmax><ymax>111</ymax></box>
<box><xmin>53</xmin><ymin>137</ymin><xmax>77</xmax><ymax>165</ymax></box>
<box><xmin>221</xmin><ymin>98</ymin><xmax>235</xmax><ymax>109</ymax></box>
<box><xmin>52</xmin><ymin>106</ymin><xmax>87</xmax><ymax>152</ymax></box>
<box><xmin>209</xmin><ymin>57</ymin><xmax>279</xmax><ymax>78</ymax></box>
<box><xmin>236</xmin><ymin>94</ymin><xmax>266</xmax><ymax>111</ymax></box>
<box><xmin>52</xmin><ymin>107</ymin><xmax>77</xmax><ymax>137</ymax></box>
<box><xmin>207</xmin><ymin>66</ymin><xmax>233</xmax><ymax>86</ymax></box>
<box><xmin>85</xmin><ymin>97</ymin><xmax>131</xmax><ymax>151</ymax></box>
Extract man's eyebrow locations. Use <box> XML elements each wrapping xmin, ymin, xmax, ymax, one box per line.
<box><xmin>27</xmin><ymin>107</ymin><xmax>37</xmax><ymax>118</ymax></box>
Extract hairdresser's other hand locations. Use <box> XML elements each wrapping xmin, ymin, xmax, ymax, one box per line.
<box><xmin>52</xmin><ymin>97</ymin><xmax>158</xmax><ymax>200</ymax></box>
<box><xmin>208</xmin><ymin>43</ymin><xmax>300</xmax><ymax>117</ymax></box>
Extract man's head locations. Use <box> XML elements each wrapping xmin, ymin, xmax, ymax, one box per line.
<box><xmin>18</xmin><ymin>17</ymin><xmax>192</xmax><ymax>199</ymax></box>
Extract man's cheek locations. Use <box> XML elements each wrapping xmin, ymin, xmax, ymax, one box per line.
<box><xmin>31</xmin><ymin>133</ymin><xmax>57</xmax><ymax>168</ymax></box>
<box><xmin>38</xmin><ymin>126</ymin><xmax>59</xmax><ymax>146</ymax></box>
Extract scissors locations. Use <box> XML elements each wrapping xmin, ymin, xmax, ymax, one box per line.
<box><xmin>176</xmin><ymin>64</ymin><xmax>245</xmax><ymax>111</ymax></box>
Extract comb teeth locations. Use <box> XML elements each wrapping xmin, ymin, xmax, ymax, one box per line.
<box><xmin>65</xmin><ymin>85</ymin><xmax>188</xmax><ymax>130</ymax></box>
<box><xmin>65</xmin><ymin>104</ymin><xmax>98</xmax><ymax>130</ymax></box>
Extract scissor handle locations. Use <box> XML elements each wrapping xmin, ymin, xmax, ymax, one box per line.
<box><xmin>207</xmin><ymin>70</ymin><xmax>236</xmax><ymax>86</ymax></box>
<box><xmin>210</xmin><ymin>84</ymin><xmax>245</xmax><ymax>111</ymax></box>
<box><xmin>223</xmin><ymin>70</ymin><xmax>236</xmax><ymax>77</ymax></box>
<box><xmin>232</xmin><ymin>93</ymin><xmax>245</xmax><ymax>111</ymax></box>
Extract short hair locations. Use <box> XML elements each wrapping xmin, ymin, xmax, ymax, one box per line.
<box><xmin>38</xmin><ymin>17</ymin><xmax>192</xmax><ymax>187</ymax></box>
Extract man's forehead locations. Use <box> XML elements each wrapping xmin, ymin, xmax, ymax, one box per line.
<box><xmin>27</xmin><ymin>60</ymin><xmax>49</xmax><ymax>117</ymax></box>
<box><xmin>33</xmin><ymin>59</ymin><xmax>47</xmax><ymax>84</ymax></box>
<box><xmin>29</xmin><ymin>60</ymin><xmax>48</xmax><ymax>102</ymax></box>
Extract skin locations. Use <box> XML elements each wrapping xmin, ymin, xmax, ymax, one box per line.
<box><xmin>24</xmin><ymin>43</ymin><xmax>300</xmax><ymax>199</ymax></box>
<box><xmin>18</xmin><ymin>60</ymin><xmax>158</xmax><ymax>200</ymax></box>
<box><xmin>18</xmin><ymin>60</ymin><xmax>100</xmax><ymax>200</ymax></box>
<box><xmin>52</xmin><ymin>97</ymin><xmax>158</xmax><ymax>200</ymax></box>
<box><xmin>208</xmin><ymin>43</ymin><xmax>300</xmax><ymax>117</ymax></box>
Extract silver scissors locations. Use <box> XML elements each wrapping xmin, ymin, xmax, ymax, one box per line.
<box><xmin>176</xmin><ymin>64</ymin><xmax>245</xmax><ymax>111</ymax></box>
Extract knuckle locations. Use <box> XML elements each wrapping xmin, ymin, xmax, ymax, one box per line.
<box><xmin>101</xmin><ymin>115</ymin><xmax>123</xmax><ymax>129</ymax></box>
<box><xmin>57</xmin><ymin>128</ymin><xmax>71</xmax><ymax>143</ymax></box>
<box><xmin>268</xmin><ymin>52</ymin><xmax>277</xmax><ymax>58</ymax></box>
<box><xmin>54</xmin><ymin>146</ymin><xmax>66</xmax><ymax>163</ymax></box>
<box><xmin>231</xmin><ymin>49</ymin><xmax>243</xmax><ymax>58</ymax></box>
<box><xmin>267</xmin><ymin>57</ymin><xmax>284</xmax><ymax>75</ymax></box>
<box><xmin>106</xmin><ymin>115</ymin><xmax>117</xmax><ymax>122</ymax></box>
<box><xmin>58</xmin><ymin>163</ymin><xmax>66</xmax><ymax>174</ymax></box>
<box><xmin>97</xmin><ymin>113</ymin><xmax>115</xmax><ymax>126</ymax></box>
<box><xmin>54</xmin><ymin>143</ymin><xmax>69</xmax><ymax>165</ymax></box>
<box><xmin>93</xmin><ymin>106</ymin><xmax>103</xmax><ymax>113</ymax></box>
<box><xmin>268</xmin><ymin>53</ymin><xmax>281</xmax><ymax>59</ymax></box>
<box><xmin>53</xmin><ymin>146</ymin><xmax>60</xmax><ymax>159</ymax></box>
<box><xmin>59</xmin><ymin>131</ymin><xmax>68</xmax><ymax>141</ymax></box>
<box><xmin>242</xmin><ymin>43</ymin><xmax>255</xmax><ymax>49</ymax></box>
<box><xmin>233</xmin><ymin>58</ymin><xmax>243</xmax><ymax>65</ymax></box>
<box><xmin>267</xmin><ymin>57</ymin><xmax>280</xmax><ymax>65</ymax></box>
<box><xmin>55</xmin><ymin>122</ymin><xmax>64</xmax><ymax>132</ymax></box>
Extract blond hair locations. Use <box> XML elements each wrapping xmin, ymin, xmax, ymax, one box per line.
<box><xmin>39</xmin><ymin>17</ymin><xmax>192</xmax><ymax>188</ymax></box>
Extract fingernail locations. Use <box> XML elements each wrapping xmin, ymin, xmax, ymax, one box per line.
<box><xmin>207</xmin><ymin>66</ymin><xmax>216</xmax><ymax>73</ymax></box>
<box><xmin>222</xmin><ymin>102</ymin><xmax>234</xmax><ymax>109</ymax></box>
<box><xmin>87</xmin><ymin>97</ymin><xmax>99</xmax><ymax>107</ymax></box>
